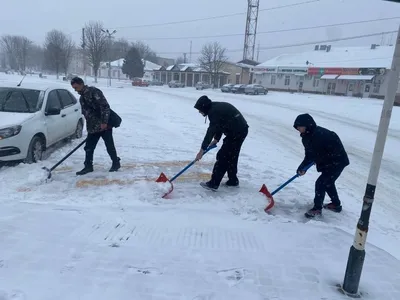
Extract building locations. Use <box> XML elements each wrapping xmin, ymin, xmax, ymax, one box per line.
<box><xmin>152</xmin><ymin>63</ymin><xmax>230</xmax><ymax>87</ymax></box>
<box><xmin>221</xmin><ymin>59</ymin><xmax>259</xmax><ymax>84</ymax></box>
<box><xmin>97</xmin><ymin>58</ymin><xmax>163</xmax><ymax>81</ymax></box>
<box><xmin>254</xmin><ymin>44</ymin><xmax>400</xmax><ymax>104</ymax></box>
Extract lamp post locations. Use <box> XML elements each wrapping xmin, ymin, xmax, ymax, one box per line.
<box><xmin>340</xmin><ymin>18</ymin><xmax>400</xmax><ymax>298</ymax></box>
<box><xmin>101</xmin><ymin>28</ymin><xmax>117</xmax><ymax>87</ymax></box>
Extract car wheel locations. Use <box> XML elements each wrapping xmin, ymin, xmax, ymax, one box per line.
<box><xmin>74</xmin><ymin>119</ymin><xmax>83</xmax><ymax>139</ymax></box>
<box><xmin>25</xmin><ymin>135</ymin><xmax>45</xmax><ymax>164</ymax></box>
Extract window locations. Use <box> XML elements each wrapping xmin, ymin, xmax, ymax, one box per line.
<box><xmin>57</xmin><ymin>89</ymin><xmax>77</xmax><ymax>107</ymax></box>
<box><xmin>373</xmin><ymin>84</ymin><xmax>380</xmax><ymax>93</ymax></box>
<box><xmin>2</xmin><ymin>91</ymin><xmax>29</xmax><ymax>112</ymax></box>
<box><xmin>284</xmin><ymin>75</ymin><xmax>290</xmax><ymax>86</ymax></box>
<box><xmin>364</xmin><ymin>85</ymin><xmax>370</xmax><ymax>92</ymax></box>
<box><xmin>0</xmin><ymin>88</ymin><xmax>41</xmax><ymax>113</ymax></box>
<box><xmin>46</xmin><ymin>90</ymin><xmax>62</xmax><ymax>111</ymax></box>
<box><xmin>271</xmin><ymin>75</ymin><xmax>276</xmax><ymax>85</ymax></box>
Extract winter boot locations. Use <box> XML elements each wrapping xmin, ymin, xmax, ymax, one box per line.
<box><xmin>200</xmin><ymin>181</ymin><xmax>218</xmax><ymax>192</ymax></box>
<box><xmin>76</xmin><ymin>164</ymin><xmax>93</xmax><ymax>176</ymax></box>
<box><xmin>224</xmin><ymin>179</ymin><xmax>239</xmax><ymax>187</ymax></box>
<box><xmin>109</xmin><ymin>157</ymin><xmax>121</xmax><ymax>172</ymax></box>
<box><xmin>323</xmin><ymin>202</ymin><xmax>342</xmax><ymax>213</ymax></box>
<box><xmin>304</xmin><ymin>207</ymin><xmax>322</xmax><ymax>218</ymax></box>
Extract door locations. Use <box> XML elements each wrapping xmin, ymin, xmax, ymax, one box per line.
<box><xmin>363</xmin><ymin>84</ymin><xmax>371</xmax><ymax>98</ymax></box>
<box><xmin>346</xmin><ymin>83</ymin><xmax>354</xmax><ymax>96</ymax></box>
<box><xmin>44</xmin><ymin>89</ymin><xmax>67</xmax><ymax>144</ymax></box>
<box><xmin>298</xmin><ymin>81</ymin><xmax>304</xmax><ymax>92</ymax></box>
<box><xmin>57</xmin><ymin>89</ymin><xmax>79</xmax><ymax>136</ymax></box>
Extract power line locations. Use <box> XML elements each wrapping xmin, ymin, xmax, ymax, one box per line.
<box><xmin>123</xmin><ymin>16</ymin><xmax>400</xmax><ymax>41</ymax></box>
<box><xmin>67</xmin><ymin>0</ymin><xmax>320</xmax><ymax>34</ymax></box>
<box><xmin>151</xmin><ymin>31</ymin><xmax>398</xmax><ymax>55</ymax></box>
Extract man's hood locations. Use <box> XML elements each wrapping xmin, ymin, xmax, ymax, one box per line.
<box><xmin>293</xmin><ymin>113</ymin><xmax>317</xmax><ymax>133</ymax></box>
<box><xmin>194</xmin><ymin>95</ymin><xmax>212</xmax><ymax>115</ymax></box>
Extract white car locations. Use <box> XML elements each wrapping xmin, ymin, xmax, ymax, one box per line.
<box><xmin>0</xmin><ymin>83</ymin><xmax>84</xmax><ymax>163</ymax></box>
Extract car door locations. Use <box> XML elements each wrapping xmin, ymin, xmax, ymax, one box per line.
<box><xmin>56</xmin><ymin>89</ymin><xmax>80</xmax><ymax>136</ymax></box>
<box><xmin>43</xmin><ymin>89</ymin><xmax>67</xmax><ymax>145</ymax></box>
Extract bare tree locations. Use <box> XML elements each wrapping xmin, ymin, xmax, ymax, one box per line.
<box><xmin>110</xmin><ymin>38</ymin><xmax>130</xmax><ymax>61</ymax></box>
<box><xmin>175</xmin><ymin>56</ymin><xmax>185</xmax><ymax>64</ymax></box>
<box><xmin>131</xmin><ymin>41</ymin><xmax>157</xmax><ymax>63</ymax></box>
<box><xmin>1</xmin><ymin>35</ymin><xmax>32</xmax><ymax>71</ymax></box>
<box><xmin>43</xmin><ymin>30</ymin><xmax>74</xmax><ymax>78</ymax></box>
<box><xmin>84</xmin><ymin>21</ymin><xmax>108</xmax><ymax>82</ymax></box>
<box><xmin>26</xmin><ymin>44</ymin><xmax>44</xmax><ymax>71</ymax></box>
<box><xmin>198</xmin><ymin>41</ymin><xmax>228</xmax><ymax>88</ymax></box>
<box><xmin>61</xmin><ymin>38</ymin><xmax>75</xmax><ymax>76</ymax></box>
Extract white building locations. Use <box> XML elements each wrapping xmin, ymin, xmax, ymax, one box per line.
<box><xmin>98</xmin><ymin>59</ymin><xmax>162</xmax><ymax>81</ymax></box>
<box><xmin>254</xmin><ymin>44</ymin><xmax>399</xmax><ymax>102</ymax></box>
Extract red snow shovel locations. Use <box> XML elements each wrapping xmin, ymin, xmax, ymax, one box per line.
<box><xmin>259</xmin><ymin>162</ymin><xmax>314</xmax><ymax>212</ymax></box>
<box><xmin>156</xmin><ymin>144</ymin><xmax>217</xmax><ymax>198</ymax></box>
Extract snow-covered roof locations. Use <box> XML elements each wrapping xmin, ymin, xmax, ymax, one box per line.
<box><xmin>178</xmin><ymin>63</ymin><xmax>198</xmax><ymax>68</ymax></box>
<box><xmin>143</xmin><ymin>60</ymin><xmax>162</xmax><ymax>71</ymax></box>
<box><xmin>255</xmin><ymin>45</ymin><xmax>395</xmax><ymax>69</ymax></box>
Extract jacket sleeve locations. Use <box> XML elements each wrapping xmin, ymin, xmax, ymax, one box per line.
<box><xmin>92</xmin><ymin>88</ymin><xmax>111</xmax><ymax>124</ymax></box>
<box><xmin>201</xmin><ymin>122</ymin><xmax>220</xmax><ymax>150</ymax></box>
<box><xmin>79</xmin><ymin>97</ymin><xmax>87</xmax><ymax>117</ymax></box>
<box><xmin>297</xmin><ymin>138</ymin><xmax>314</xmax><ymax>172</ymax></box>
<box><xmin>213</xmin><ymin>130</ymin><xmax>223</xmax><ymax>141</ymax></box>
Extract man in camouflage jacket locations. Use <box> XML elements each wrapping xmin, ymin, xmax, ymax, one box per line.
<box><xmin>71</xmin><ymin>77</ymin><xmax>120</xmax><ymax>175</ymax></box>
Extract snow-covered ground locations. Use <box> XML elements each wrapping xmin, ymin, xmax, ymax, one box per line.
<box><xmin>0</xmin><ymin>73</ymin><xmax>399</xmax><ymax>299</ymax></box>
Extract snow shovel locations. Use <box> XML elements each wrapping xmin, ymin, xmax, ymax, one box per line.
<box><xmin>155</xmin><ymin>144</ymin><xmax>218</xmax><ymax>198</ymax></box>
<box><xmin>42</xmin><ymin>138</ymin><xmax>87</xmax><ymax>180</ymax></box>
<box><xmin>259</xmin><ymin>162</ymin><xmax>315</xmax><ymax>212</ymax></box>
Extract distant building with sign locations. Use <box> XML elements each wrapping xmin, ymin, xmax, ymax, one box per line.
<box><xmin>253</xmin><ymin>44</ymin><xmax>399</xmax><ymax>103</ymax></box>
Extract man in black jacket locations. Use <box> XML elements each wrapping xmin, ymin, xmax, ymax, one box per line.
<box><xmin>294</xmin><ymin>113</ymin><xmax>349</xmax><ymax>218</ymax></box>
<box><xmin>194</xmin><ymin>95</ymin><xmax>249</xmax><ymax>191</ymax></box>
<box><xmin>71</xmin><ymin>77</ymin><xmax>120</xmax><ymax>175</ymax></box>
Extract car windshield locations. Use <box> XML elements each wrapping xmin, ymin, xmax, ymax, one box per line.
<box><xmin>0</xmin><ymin>87</ymin><xmax>42</xmax><ymax>113</ymax></box>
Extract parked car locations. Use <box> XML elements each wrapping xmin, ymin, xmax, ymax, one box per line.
<box><xmin>231</xmin><ymin>84</ymin><xmax>246</xmax><ymax>94</ymax></box>
<box><xmin>168</xmin><ymin>80</ymin><xmax>185</xmax><ymax>88</ymax></box>
<box><xmin>244</xmin><ymin>84</ymin><xmax>268</xmax><ymax>95</ymax></box>
<box><xmin>0</xmin><ymin>83</ymin><xmax>84</xmax><ymax>163</ymax></box>
<box><xmin>132</xmin><ymin>78</ymin><xmax>149</xmax><ymax>87</ymax></box>
<box><xmin>221</xmin><ymin>84</ymin><xmax>235</xmax><ymax>93</ymax></box>
<box><xmin>149</xmin><ymin>80</ymin><xmax>163</xmax><ymax>86</ymax></box>
<box><xmin>195</xmin><ymin>82</ymin><xmax>212</xmax><ymax>90</ymax></box>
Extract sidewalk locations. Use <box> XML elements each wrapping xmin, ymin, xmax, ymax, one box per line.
<box><xmin>0</xmin><ymin>203</ymin><xmax>399</xmax><ymax>300</ymax></box>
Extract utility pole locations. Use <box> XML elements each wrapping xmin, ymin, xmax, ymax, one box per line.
<box><xmin>183</xmin><ymin>53</ymin><xmax>187</xmax><ymax>63</ymax></box>
<box><xmin>256</xmin><ymin>42</ymin><xmax>260</xmax><ymax>62</ymax></box>
<box><xmin>340</xmin><ymin>21</ymin><xmax>400</xmax><ymax>297</ymax></box>
<box><xmin>189</xmin><ymin>41</ymin><xmax>192</xmax><ymax>63</ymax></box>
<box><xmin>101</xmin><ymin>28</ymin><xmax>117</xmax><ymax>87</ymax></box>
<box><xmin>81</xmin><ymin>28</ymin><xmax>87</xmax><ymax>82</ymax></box>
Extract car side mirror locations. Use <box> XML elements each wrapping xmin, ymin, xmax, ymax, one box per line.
<box><xmin>46</xmin><ymin>107</ymin><xmax>61</xmax><ymax>116</ymax></box>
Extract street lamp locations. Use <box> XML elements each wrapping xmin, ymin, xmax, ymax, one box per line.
<box><xmin>101</xmin><ymin>28</ymin><xmax>117</xmax><ymax>87</ymax></box>
<box><xmin>339</xmin><ymin>15</ymin><xmax>400</xmax><ymax>298</ymax></box>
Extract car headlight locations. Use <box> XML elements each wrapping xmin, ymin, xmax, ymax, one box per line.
<box><xmin>0</xmin><ymin>125</ymin><xmax>22</xmax><ymax>140</ymax></box>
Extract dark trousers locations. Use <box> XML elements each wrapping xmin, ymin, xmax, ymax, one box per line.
<box><xmin>84</xmin><ymin>129</ymin><xmax>118</xmax><ymax>165</ymax></box>
<box><xmin>314</xmin><ymin>165</ymin><xmax>345</xmax><ymax>209</ymax></box>
<box><xmin>210</xmin><ymin>128</ymin><xmax>248</xmax><ymax>187</ymax></box>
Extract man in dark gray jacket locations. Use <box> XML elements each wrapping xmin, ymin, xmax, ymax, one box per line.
<box><xmin>71</xmin><ymin>77</ymin><xmax>120</xmax><ymax>175</ymax></box>
<box><xmin>194</xmin><ymin>95</ymin><xmax>249</xmax><ymax>191</ymax></box>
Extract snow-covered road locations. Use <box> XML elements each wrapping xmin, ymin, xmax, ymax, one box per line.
<box><xmin>0</xmin><ymin>74</ymin><xmax>399</xmax><ymax>299</ymax></box>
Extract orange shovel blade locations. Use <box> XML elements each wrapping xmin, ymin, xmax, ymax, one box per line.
<box><xmin>259</xmin><ymin>184</ymin><xmax>275</xmax><ymax>212</ymax></box>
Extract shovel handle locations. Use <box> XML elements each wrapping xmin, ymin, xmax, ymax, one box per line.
<box><xmin>270</xmin><ymin>162</ymin><xmax>314</xmax><ymax>196</ymax></box>
<box><xmin>169</xmin><ymin>144</ymin><xmax>217</xmax><ymax>182</ymax></box>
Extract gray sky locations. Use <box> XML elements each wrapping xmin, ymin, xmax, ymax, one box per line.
<box><xmin>1</xmin><ymin>0</ymin><xmax>399</xmax><ymax>63</ymax></box>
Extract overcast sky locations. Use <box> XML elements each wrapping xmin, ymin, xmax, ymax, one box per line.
<box><xmin>1</xmin><ymin>0</ymin><xmax>399</xmax><ymax>63</ymax></box>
